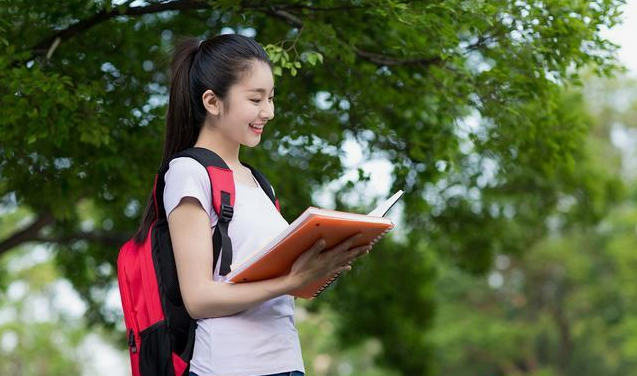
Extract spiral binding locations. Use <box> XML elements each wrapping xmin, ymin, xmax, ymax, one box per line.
<box><xmin>312</xmin><ymin>226</ymin><xmax>394</xmax><ymax>298</ymax></box>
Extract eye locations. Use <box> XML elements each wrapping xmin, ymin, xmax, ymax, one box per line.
<box><xmin>268</xmin><ymin>96</ymin><xmax>274</xmax><ymax>102</ymax></box>
<box><xmin>250</xmin><ymin>99</ymin><xmax>260</xmax><ymax>103</ymax></box>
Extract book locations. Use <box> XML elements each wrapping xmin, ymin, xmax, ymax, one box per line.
<box><xmin>226</xmin><ymin>190</ymin><xmax>404</xmax><ymax>299</ymax></box>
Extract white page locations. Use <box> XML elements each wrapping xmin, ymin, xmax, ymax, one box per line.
<box><xmin>367</xmin><ymin>190</ymin><xmax>403</xmax><ymax>217</ymax></box>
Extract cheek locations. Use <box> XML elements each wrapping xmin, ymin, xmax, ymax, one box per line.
<box><xmin>243</xmin><ymin>103</ymin><xmax>261</xmax><ymax>120</ymax></box>
<box><xmin>231</xmin><ymin>102</ymin><xmax>259</xmax><ymax>127</ymax></box>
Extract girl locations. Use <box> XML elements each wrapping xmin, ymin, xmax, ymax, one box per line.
<box><xmin>134</xmin><ymin>33</ymin><xmax>371</xmax><ymax>376</ymax></box>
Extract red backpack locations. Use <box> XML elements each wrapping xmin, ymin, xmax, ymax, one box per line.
<box><xmin>117</xmin><ymin>147</ymin><xmax>280</xmax><ymax>376</ymax></box>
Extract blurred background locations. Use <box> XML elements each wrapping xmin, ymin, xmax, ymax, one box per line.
<box><xmin>1</xmin><ymin>1</ymin><xmax>636</xmax><ymax>375</ymax></box>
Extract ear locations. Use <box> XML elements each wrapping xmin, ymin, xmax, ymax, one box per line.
<box><xmin>202</xmin><ymin>89</ymin><xmax>223</xmax><ymax>116</ymax></box>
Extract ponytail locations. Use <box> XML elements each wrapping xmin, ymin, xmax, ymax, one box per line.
<box><xmin>162</xmin><ymin>37</ymin><xmax>200</xmax><ymax>162</ymax></box>
<box><xmin>134</xmin><ymin>34</ymin><xmax>273</xmax><ymax>244</ymax></box>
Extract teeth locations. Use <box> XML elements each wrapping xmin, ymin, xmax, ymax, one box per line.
<box><xmin>250</xmin><ymin>124</ymin><xmax>264</xmax><ymax>129</ymax></box>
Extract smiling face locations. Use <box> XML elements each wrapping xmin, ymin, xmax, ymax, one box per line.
<box><xmin>201</xmin><ymin>59</ymin><xmax>275</xmax><ymax>148</ymax></box>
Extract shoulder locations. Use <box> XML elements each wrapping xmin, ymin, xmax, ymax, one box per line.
<box><xmin>164</xmin><ymin>157</ymin><xmax>211</xmax><ymax>194</ymax></box>
<box><xmin>166</xmin><ymin>157</ymin><xmax>208</xmax><ymax>179</ymax></box>
<box><xmin>163</xmin><ymin>157</ymin><xmax>213</xmax><ymax>220</ymax></box>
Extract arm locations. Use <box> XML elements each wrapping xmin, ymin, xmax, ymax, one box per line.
<box><xmin>169</xmin><ymin>197</ymin><xmax>372</xmax><ymax>319</ymax></box>
<box><xmin>168</xmin><ymin>196</ymin><xmax>295</xmax><ymax>319</ymax></box>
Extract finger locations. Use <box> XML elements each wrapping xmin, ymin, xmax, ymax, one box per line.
<box><xmin>310</xmin><ymin>238</ymin><xmax>327</xmax><ymax>254</ymax></box>
<box><xmin>332</xmin><ymin>245</ymin><xmax>371</xmax><ymax>265</ymax></box>
<box><xmin>343</xmin><ymin>253</ymin><xmax>367</xmax><ymax>267</ymax></box>
<box><xmin>317</xmin><ymin>237</ymin><xmax>327</xmax><ymax>248</ymax></box>
<box><xmin>340</xmin><ymin>245</ymin><xmax>371</xmax><ymax>263</ymax></box>
<box><xmin>351</xmin><ymin>244</ymin><xmax>372</xmax><ymax>253</ymax></box>
<box><xmin>339</xmin><ymin>232</ymin><xmax>364</xmax><ymax>251</ymax></box>
<box><xmin>353</xmin><ymin>248</ymin><xmax>370</xmax><ymax>259</ymax></box>
<box><xmin>335</xmin><ymin>264</ymin><xmax>352</xmax><ymax>274</ymax></box>
<box><xmin>359</xmin><ymin>245</ymin><xmax>372</xmax><ymax>255</ymax></box>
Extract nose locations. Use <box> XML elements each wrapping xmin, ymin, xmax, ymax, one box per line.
<box><xmin>261</xmin><ymin>100</ymin><xmax>274</xmax><ymax>121</ymax></box>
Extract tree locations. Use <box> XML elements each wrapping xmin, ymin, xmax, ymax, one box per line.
<box><xmin>0</xmin><ymin>238</ymin><xmax>88</xmax><ymax>375</ymax></box>
<box><xmin>429</xmin><ymin>73</ymin><xmax>636</xmax><ymax>376</ymax></box>
<box><xmin>430</xmin><ymin>188</ymin><xmax>637</xmax><ymax>376</ymax></box>
<box><xmin>0</xmin><ymin>1</ymin><xmax>626</xmax><ymax>374</ymax></box>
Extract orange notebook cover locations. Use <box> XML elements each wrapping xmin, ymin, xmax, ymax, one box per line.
<box><xmin>226</xmin><ymin>190</ymin><xmax>403</xmax><ymax>299</ymax></box>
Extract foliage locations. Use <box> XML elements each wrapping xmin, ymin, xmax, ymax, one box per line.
<box><xmin>429</xmin><ymin>73</ymin><xmax>637</xmax><ymax>375</ymax></box>
<box><xmin>0</xmin><ymin>245</ymin><xmax>89</xmax><ymax>375</ymax></box>
<box><xmin>430</xmin><ymin>187</ymin><xmax>637</xmax><ymax>376</ymax></box>
<box><xmin>295</xmin><ymin>303</ymin><xmax>401</xmax><ymax>376</ymax></box>
<box><xmin>0</xmin><ymin>1</ymin><xmax>626</xmax><ymax>374</ymax></box>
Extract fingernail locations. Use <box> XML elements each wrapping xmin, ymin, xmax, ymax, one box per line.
<box><xmin>318</xmin><ymin>239</ymin><xmax>325</xmax><ymax>247</ymax></box>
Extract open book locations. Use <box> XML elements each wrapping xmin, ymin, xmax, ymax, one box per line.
<box><xmin>226</xmin><ymin>190</ymin><xmax>404</xmax><ymax>299</ymax></box>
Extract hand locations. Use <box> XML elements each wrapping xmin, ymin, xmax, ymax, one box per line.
<box><xmin>285</xmin><ymin>232</ymin><xmax>372</xmax><ymax>292</ymax></box>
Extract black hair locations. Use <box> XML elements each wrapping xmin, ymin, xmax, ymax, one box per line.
<box><xmin>134</xmin><ymin>33</ymin><xmax>273</xmax><ymax>244</ymax></box>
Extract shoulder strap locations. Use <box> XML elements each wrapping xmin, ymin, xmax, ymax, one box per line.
<box><xmin>241</xmin><ymin>161</ymin><xmax>281</xmax><ymax>212</ymax></box>
<box><xmin>152</xmin><ymin>147</ymin><xmax>280</xmax><ymax>276</ymax></box>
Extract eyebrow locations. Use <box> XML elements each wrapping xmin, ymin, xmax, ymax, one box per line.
<box><xmin>247</xmin><ymin>87</ymin><xmax>275</xmax><ymax>94</ymax></box>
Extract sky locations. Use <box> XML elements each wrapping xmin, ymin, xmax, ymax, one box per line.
<box><xmin>602</xmin><ymin>1</ymin><xmax>637</xmax><ymax>73</ymax></box>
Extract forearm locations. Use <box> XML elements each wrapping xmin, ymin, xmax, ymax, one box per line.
<box><xmin>188</xmin><ymin>274</ymin><xmax>297</xmax><ymax>319</ymax></box>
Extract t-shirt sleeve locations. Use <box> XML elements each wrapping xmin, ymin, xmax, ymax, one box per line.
<box><xmin>163</xmin><ymin>157</ymin><xmax>219</xmax><ymax>227</ymax></box>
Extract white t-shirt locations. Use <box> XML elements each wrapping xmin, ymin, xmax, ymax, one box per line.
<box><xmin>163</xmin><ymin>157</ymin><xmax>305</xmax><ymax>376</ymax></box>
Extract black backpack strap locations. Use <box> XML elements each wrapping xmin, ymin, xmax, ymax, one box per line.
<box><xmin>153</xmin><ymin>147</ymin><xmax>281</xmax><ymax>276</ymax></box>
<box><xmin>241</xmin><ymin>161</ymin><xmax>280</xmax><ymax>212</ymax></box>
<box><xmin>154</xmin><ymin>147</ymin><xmax>235</xmax><ymax>276</ymax></box>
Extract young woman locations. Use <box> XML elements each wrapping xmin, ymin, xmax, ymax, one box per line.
<box><xmin>134</xmin><ymin>34</ymin><xmax>371</xmax><ymax>376</ymax></box>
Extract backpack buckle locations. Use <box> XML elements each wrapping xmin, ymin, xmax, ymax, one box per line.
<box><xmin>219</xmin><ymin>203</ymin><xmax>234</xmax><ymax>222</ymax></box>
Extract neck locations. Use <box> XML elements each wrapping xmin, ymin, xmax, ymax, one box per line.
<box><xmin>194</xmin><ymin>121</ymin><xmax>242</xmax><ymax>169</ymax></box>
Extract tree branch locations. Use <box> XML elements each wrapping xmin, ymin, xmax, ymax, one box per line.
<box><xmin>550</xmin><ymin>304</ymin><xmax>573</xmax><ymax>372</ymax></box>
<box><xmin>276</xmin><ymin>2</ymin><xmax>365</xmax><ymax>12</ymax></box>
<box><xmin>0</xmin><ymin>210</ymin><xmax>55</xmax><ymax>256</ymax></box>
<box><xmin>265</xmin><ymin>4</ymin><xmax>443</xmax><ymax>68</ymax></box>
<box><xmin>0</xmin><ymin>213</ymin><xmax>131</xmax><ymax>255</ymax></box>
<box><xmin>0</xmin><ymin>191</ymin><xmax>129</xmax><ymax>255</ymax></box>
<box><xmin>15</xmin><ymin>0</ymin><xmax>212</xmax><ymax>67</ymax></box>
<box><xmin>33</xmin><ymin>231</ymin><xmax>130</xmax><ymax>247</ymax></box>
<box><xmin>17</xmin><ymin>0</ymin><xmax>444</xmax><ymax>70</ymax></box>
<box><xmin>352</xmin><ymin>47</ymin><xmax>442</xmax><ymax>67</ymax></box>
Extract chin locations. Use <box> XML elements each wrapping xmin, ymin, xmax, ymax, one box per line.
<box><xmin>244</xmin><ymin>139</ymin><xmax>261</xmax><ymax>148</ymax></box>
